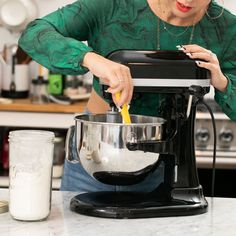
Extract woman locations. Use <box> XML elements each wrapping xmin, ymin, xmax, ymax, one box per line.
<box><xmin>19</xmin><ymin>0</ymin><xmax>236</xmax><ymax>192</ymax></box>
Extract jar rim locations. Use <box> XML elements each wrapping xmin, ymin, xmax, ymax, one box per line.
<box><xmin>8</xmin><ymin>130</ymin><xmax>55</xmax><ymax>142</ymax></box>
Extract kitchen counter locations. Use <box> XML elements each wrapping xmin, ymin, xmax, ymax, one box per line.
<box><xmin>0</xmin><ymin>98</ymin><xmax>88</xmax><ymax>113</ymax></box>
<box><xmin>1</xmin><ymin>189</ymin><xmax>236</xmax><ymax>236</ymax></box>
<box><xmin>0</xmin><ymin>98</ymin><xmax>88</xmax><ymax>129</ymax></box>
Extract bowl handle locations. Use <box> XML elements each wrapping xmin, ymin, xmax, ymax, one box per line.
<box><xmin>65</xmin><ymin>125</ymin><xmax>80</xmax><ymax>164</ymax></box>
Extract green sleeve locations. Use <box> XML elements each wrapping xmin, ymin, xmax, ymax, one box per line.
<box><xmin>215</xmin><ymin>30</ymin><xmax>236</xmax><ymax>121</ymax></box>
<box><xmin>18</xmin><ymin>0</ymin><xmax>110</xmax><ymax>75</ymax></box>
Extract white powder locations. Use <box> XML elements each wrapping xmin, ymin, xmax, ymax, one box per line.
<box><xmin>8</xmin><ymin>130</ymin><xmax>54</xmax><ymax>221</ymax></box>
<box><xmin>9</xmin><ymin>165</ymin><xmax>52</xmax><ymax>221</ymax></box>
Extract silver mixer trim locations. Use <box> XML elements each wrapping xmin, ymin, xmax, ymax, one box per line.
<box><xmin>132</xmin><ymin>78</ymin><xmax>210</xmax><ymax>87</ymax></box>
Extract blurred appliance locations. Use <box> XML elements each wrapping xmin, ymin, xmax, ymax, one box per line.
<box><xmin>1</xmin><ymin>62</ymin><xmax>30</xmax><ymax>98</ymax></box>
<box><xmin>195</xmin><ymin>99</ymin><xmax>236</xmax><ymax>169</ymax></box>
<box><xmin>31</xmin><ymin>76</ymin><xmax>49</xmax><ymax>104</ymax></box>
<box><xmin>0</xmin><ymin>45</ymin><xmax>30</xmax><ymax>98</ymax></box>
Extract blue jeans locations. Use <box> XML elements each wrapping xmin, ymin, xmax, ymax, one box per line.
<box><xmin>61</xmin><ymin>158</ymin><xmax>164</xmax><ymax>192</ymax></box>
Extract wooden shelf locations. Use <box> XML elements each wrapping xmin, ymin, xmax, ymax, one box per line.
<box><xmin>0</xmin><ymin>98</ymin><xmax>88</xmax><ymax>129</ymax></box>
<box><xmin>0</xmin><ymin>98</ymin><xmax>88</xmax><ymax>113</ymax></box>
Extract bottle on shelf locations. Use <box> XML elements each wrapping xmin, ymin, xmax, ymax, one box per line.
<box><xmin>48</xmin><ymin>71</ymin><xmax>65</xmax><ymax>96</ymax></box>
<box><xmin>31</xmin><ymin>64</ymin><xmax>49</xmax><ymax>104</ymax></box>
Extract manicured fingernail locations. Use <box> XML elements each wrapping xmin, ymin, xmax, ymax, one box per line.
<box><xmin>176</xmin><ymin>45</ymin><xmax>183</xmax><ymax>50</ymax></box>
<box><xmin>176</xmin><ymin>45</ymin><xmax>186</xmax><ymax>51</ymax></box>
<box><xmin>195</xmin><ymin>61</ymin><xmax>201</xmax><ymax>65</ymax></box>
<box><xmin>186</xmin><ymin>52</ymin><xmax>192</xmax><ymax>57</ymax></box>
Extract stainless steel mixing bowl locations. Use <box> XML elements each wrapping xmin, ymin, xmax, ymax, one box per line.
<box><xmin>71</xmin><ymin>113</ymin><xmax>166</xmax><ymax>185</ymax></box>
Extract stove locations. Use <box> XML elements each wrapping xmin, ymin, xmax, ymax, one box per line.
<box><xmin>195</xmin><ymin>99</ymin><xmax>236</xmax><ymax>169</ymax></box>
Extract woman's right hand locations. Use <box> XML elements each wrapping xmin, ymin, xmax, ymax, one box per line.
<box><xmin>82</xmin><ymin>52</ymin><xmax>133</xmax><ymax>107</ymax></box>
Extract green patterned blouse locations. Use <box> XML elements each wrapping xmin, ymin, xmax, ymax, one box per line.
<box><xmin>18</xmin><ymin>0</ymin><xmax>236</xmax><ymax>120</ymax></box>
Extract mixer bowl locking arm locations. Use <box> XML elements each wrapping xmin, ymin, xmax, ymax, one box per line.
<box><xmin>126</xmin><ymin>140</ymin><xmax>174</xmax><ymax>154</ymax></box>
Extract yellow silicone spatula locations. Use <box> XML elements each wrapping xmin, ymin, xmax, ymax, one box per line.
<box><xmin>115</xmin><ymin>92</ymin><xmax>131</xmax><ymax>124</ymax></box>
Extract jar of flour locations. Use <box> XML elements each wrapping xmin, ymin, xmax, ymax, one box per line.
<box><xmin>8</xmin><ymin>130</ymin><xmax>55</xmax><ymax>221</ymax></box>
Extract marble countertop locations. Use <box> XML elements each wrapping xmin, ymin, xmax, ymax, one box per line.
<box><xmin>1</xmin><ymin>189</ymin><xmax>236</xmax><ymax>236</ymax></box>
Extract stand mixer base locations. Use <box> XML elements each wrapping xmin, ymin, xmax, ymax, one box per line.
<box><xmin>70</xmin><ymin>186</ymin><xmax>208</xmax><ymax>218</ymax></box>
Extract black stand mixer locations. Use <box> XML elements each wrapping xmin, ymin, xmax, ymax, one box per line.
<box><xmin>68</xmin><ymin>50</ymin><xmax>209</xmax><ymax>218</ymax></box>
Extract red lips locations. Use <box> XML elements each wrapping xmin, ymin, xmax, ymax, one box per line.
<box><xmin>176</xmin><ymin>1</ymin><xmax>192</xmax><ymax>13</ymax></box>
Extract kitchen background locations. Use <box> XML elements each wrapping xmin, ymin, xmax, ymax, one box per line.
<box><xmin>0</xmin><ymin>0</ymin><xmax>236</xmax><ymax>196</ymax></box>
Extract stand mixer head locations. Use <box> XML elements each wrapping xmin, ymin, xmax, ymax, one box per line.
<box><xmin>102</xmin><ymin>50</ymin><xmax>210</xmax><ymax>111</ymax></box>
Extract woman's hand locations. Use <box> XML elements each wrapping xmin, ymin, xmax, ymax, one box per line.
<box><xmin>82</xmin><ymin>52</ymin><xmax>133</xmax><ymax>107</ymax></box>
<box><xmin>180</xmin><ymin>44</ymin><xmax>228</xmax><ymax>93</ymax></box>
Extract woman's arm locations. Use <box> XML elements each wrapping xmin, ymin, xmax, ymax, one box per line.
<box><xmin>214</xmin><ymin>35</ymin><xmax>236</xmax><ymax>121</ymax></box>
<box><xmin>180</xmin><ymin>40</ymin><xmax>236</xmax><ymax>121</ymax></box>
<box><xmin>18</xmin><ymin>0</ymin><xmax>133</xmax><ymax>106</ymax></box>
<box><xmin>18</xmin><ymin>0</ymin><xmax>107</xmax><ymax>75</ymax></box>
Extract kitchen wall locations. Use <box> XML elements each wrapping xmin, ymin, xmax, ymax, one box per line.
<box><xmin>0</xmin><ymin>0</ymin><xmax>75</xmax><ymax>51</ymax></box>
<box><xmin>223</xmin><ymin>0</ymin><xmax>236</xmax><ymax>13</ymax></box>
<box><xmin>34</xmin><ymin>0</ymin><xmax>74</xmax><ymax>17</ymax></box>
<box><xmin>0</xmin><ymin>0</ymin><xmax>85</xmax><ymax>89</ymax></box>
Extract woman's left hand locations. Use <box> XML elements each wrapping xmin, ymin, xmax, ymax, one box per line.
<box><xmin>180</xmin><ymin>44</ymin><xmax>228</xmax><ymax>93</ymax></box>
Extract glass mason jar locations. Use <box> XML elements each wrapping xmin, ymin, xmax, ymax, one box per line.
<box><xmin>8</xmin><ymin>130</ymin><xmax>55</xmax><ymax>221</ymax></box>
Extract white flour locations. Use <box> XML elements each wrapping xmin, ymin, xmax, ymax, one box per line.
<box><xmin>8</xmin><ymin>130</ymin><xmax>54</xmax><ymax>221</ymax></box>
<box><xmin>9</xmin><ymin>165</ymin><xmax>52</xmax><ymax>221</ymax></box>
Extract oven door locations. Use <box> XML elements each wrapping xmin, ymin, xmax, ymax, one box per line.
<box><xmin>195</xmin><ymin>112</ymin><xmax>236</xmax><ymax>169</ymax></box>
<box><xmin>195</xmin><ymin>111</ymin><xmax>236</xmax><ymax>197</ymax></box>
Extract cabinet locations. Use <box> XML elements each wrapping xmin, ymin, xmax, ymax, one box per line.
<box><xmin>0</xmin><ymin>98</ymin><xmax>87</xmax><ymax>189</ymax></box>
